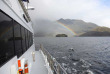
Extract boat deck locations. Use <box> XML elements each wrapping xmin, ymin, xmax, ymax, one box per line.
<box><xmin>30</xmin><ymin>51</ymin><xmax>48</xmax><ymax>74</ymax></box>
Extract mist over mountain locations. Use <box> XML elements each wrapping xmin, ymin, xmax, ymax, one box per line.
<box><xmin>34</xmin><ymin>19</ymin><xmax>74</xmax><ymax>37</ymax></box>
<box><xmin>34</xmin><ymin>18</ymin><xmax>100</xmax><ymax>37</ymax></box>
<box><xmin>57</xmin><ymin>18</ymin><xmax>98</xmax><ymax>35</ymax></box>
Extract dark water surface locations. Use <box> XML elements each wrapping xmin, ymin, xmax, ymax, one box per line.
<box><xmin>35</xmin><ymin>37</ymin><xmax>110</xmax><ymax>74</ymax></box>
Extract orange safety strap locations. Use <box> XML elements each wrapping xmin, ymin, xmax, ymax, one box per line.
<box><xmin>18</xmin><ymin>60</ymin><xmax>21</xmax><ymax>67</ymax></box>
<box><xmin>25</xmin><ymin>68</ymin><xmax>29</xmax><ymax>73</ymax></box>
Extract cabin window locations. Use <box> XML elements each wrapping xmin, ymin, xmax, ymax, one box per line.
<box><xmin>29</xmin><ymin>32</ymin><xmax>31</xmax><ymax>47</ymax></box>
<box><xmin>0</xmin><ymin>10</ymin><xmax>33</xmax><ymax>67</ymax></box>
<box><xmin>21</xmin><ymin>27</ymin><xmax>26</xmax><ymax>53</ymax></box>
<box><xmin>24</xmin><ymin>29</ymin><xmax>28</xmax><ymax>50</ymax></box>
<box><xmin>30</xmin><ymin>33</ymin><xmax>33</xmax><ymax>46</ymax></box>
<box><xmin>26</xmin><ymin>30</ymin><xmax>29</xmax><ymax>48</ymax></box>
<box><xmin>13</xmin><ymin>21</ymin><xmax>22</xmax><ymax>58</ymax></box>
<box><xmin>28</xmin><ymin>31</ymin><xmax>30</xmax><ymax>47</ymax></box>
<box><xmin>27</xmin><ymin>31</ymin><xmax>30</xmax><ymax>48</ymax></box>
<box><xmin>0</xmin><ymin>11</ymin><xmax>14</xmax><ymax>66</ymax></box>
<box><xmin>30</xmin><ymin>32</ymin><xmax>32</xmax><ymax>47</ymax></box>
<box><xmin>23</xmin><ymin>14</ymin><xmax>28</xmax><ymax>23</ymax></box>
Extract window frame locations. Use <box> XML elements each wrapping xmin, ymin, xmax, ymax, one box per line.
<box><xmin>0</xmin><ymin>9</ymin><xmax>15</xmax><ymax>67</ymax></box>
<box><xmin>0</xmin><ymin>9</ymin><xmax>34</xmax><ymax>67</ymax></box>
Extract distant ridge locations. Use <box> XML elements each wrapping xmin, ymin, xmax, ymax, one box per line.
<box><xmin>93</xmin><ymin>27</ymin><xmax>110</xmax><ymax>32</ymax></box>
<box><xmin>80</xmin><ymin>27</ymin><xmax>110</xmax><ymax>37</ymax></box>
<box><xmin>34</xmin><ymin>19</ymin><xmax>110</xmax><ymax>37</ymax></box>
<box><xmin>57</xmin><ymin>18</ymin><xmax>98</xmax><ymax>35</ymax></box>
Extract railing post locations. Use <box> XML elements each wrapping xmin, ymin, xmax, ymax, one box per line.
<box><xmin>58</xmin><ymin>65</ymin><xmax>60</xmax><ymax>74</ymax></box>
<box><xmin>40</xmin><ymin>44</ymin><xmax>43</xmax><ymax>51</ymax></box>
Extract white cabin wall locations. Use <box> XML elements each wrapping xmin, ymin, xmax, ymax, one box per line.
<box><xmin>0</xmin><ymin>0</ymin><xmax>35</xmax><ymax>74</ymax></box>
<box><xmin>19</xmin><ymin>44</ymin><xmax>35</xmax><ymax>73</ymax></box>
<box><xmin>0</xmin><ymin>0</ymin><xmax>33</xmax><ymax>32</ymax></box>
<box><xmin>0</xmin><ymin>56</ymin><xmax>17</xmax><ymax>74</ymax></box>
<box><xmin>0</xmin><ymin>44</ymin><xmax>35</xmax><ymax>74</ymax></box>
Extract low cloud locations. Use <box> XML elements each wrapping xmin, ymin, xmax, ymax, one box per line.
<box><xmin>28</xmin><ymin>0</ymin><xmax>110</xmax><ymax>28</ymax></box>
<box><xmin>34</xmin><ymin>19</ymin><xmax>73</xmax><ymax>37</ymax></box>
<box><xmin>28</xmin><ymin>0</ymin><xmax>110</xmax><ymax>37</ymax></box>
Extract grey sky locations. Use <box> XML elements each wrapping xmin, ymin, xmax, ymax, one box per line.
<box><xmin>28</xmin><ymin>0</ymin><xmax>110</xmax><ymax>28</ymax></box>
<box><xmin>32</xmin><ymin>19</ymin><xmax>74</xmax><ymax>37</ymax></box>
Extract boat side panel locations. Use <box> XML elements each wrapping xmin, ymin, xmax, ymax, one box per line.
<box><xmin>0</xmin><ymin>0</ymin><xmax>35</xmax><ymax>74</ymax></box>
<box><xmin>19</xmin><ymin>44</ymin><xmax>35</xmax><ymax>73</ymax></box>
<box><xmin>0</xmin><ymin>0</ymin><xmax>33</xmax><ymax>33</ymax></box>
<box><xmin>0</xmin><ymin>56</ymin><xmax>17</xmax><ymax>74</ymax></box>
<box><xmin>0</xmin><ymin>44</ymin><xmax>35</xmax><ymax>74</ymax></box>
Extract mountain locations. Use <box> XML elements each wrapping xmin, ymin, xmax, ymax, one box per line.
<box><xmin>92</xmin><ymin>27</ymin><xmax>110</xmax><ymax>32</ymax></box>
<box><xmin>57</xmin><ymin>18</ymin><xmax>98</xmax><ymax>35</ymax></box>
<box><xmin>34</xmin><ymin>19</ymin><xmax>74</xmax><ymax>37</ymax></box>
<box><xmin>80</xmin><ymin>27</ymin><xmax>110</xmax><ymax>37</ymax></box>
<box><xmin>34</xmin><ymin>19</ymin><xmax>100</xmax><ymax>37</ymax></box>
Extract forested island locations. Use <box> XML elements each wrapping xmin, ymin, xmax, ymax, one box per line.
<box><xmin>56</xmin><ymin>34</ymin><xmax>68</xmax><ymax>37</ymax></box>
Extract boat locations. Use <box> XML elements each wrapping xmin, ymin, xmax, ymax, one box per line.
<box><xmin>0</xmin><ymin>0</ymin><xmax>67</xmax><ymax>74</ymax></box>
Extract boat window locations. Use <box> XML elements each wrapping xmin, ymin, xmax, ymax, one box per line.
<box><xmin>0</xmin><ymin>10</ymin><xmax>33</xmax><ymax>65</ymax></box>
<box><xmin>13</xmin><ymin>21</ymin><xmax>22</xmax><ymax>58</ymax></box>
<box><xmin>30</xmin><ymin>32</ymin><xmax>33</xmax><ymax>46</ymax></box>
<box><xmin>28</xmin><ymin>31</ymin><xmax>30</xmax><ymax>47</ymax></box>
<box><xmin>25</xmin><ymin>29</ymin><xmax>28</xmax><ymax>50</ymax></box>
<box><xmin>21</xmin><ymin>26</ymin><xmax>26</xmax><ymax>53</ymax></box>
<box><xmin>23</xmin><ymin>14</ymin><xmax>28</xmax><ymax>23</ymax></box>
<box><xmin>0</xmin><ymin>11</ymin><xmax>14</xmax><ymax>67</ymax></box>
<box><xmin>27</xmin><ymin>30</ymin><xmax>29</xmax><ymax>48</ymax></box>
<box><xmin>29</xmin><ymin>32</ymin><xmax>31</xmax><ymax>47</ymax></box>
<box><xmin>27</xmin><ymin>31</ymin><xmax>30</xmax><ymax>48</ymax></box>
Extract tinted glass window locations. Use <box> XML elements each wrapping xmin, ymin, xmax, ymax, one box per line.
<box><xmin>29</xmin><ymin>32</ymin><xmax>31</xmax><ymax>47</ymax></box>
<box><xmin>27</xmin><ymin>31</ymin><xmax>30</xmax><ymax>48</ymax></box>
<box><xmin>28</xmin><ymin>31</ymin><xmax>30</xmax><ymax>47</ymax></box>
<box><xmin>0</xmin><ymin>11</ymin><xmax>14</xmax><ymax>66</ymax></box>
<box><xmin>21</xmin><ymin>27</ymin><xmax>26</xmax><ymax>53</ymax></box>
<box><xmin>0</xmin><ymin>11</ymin><xmax>33</xmax><ymax>66</ymax></box>
<box><xmin>13</xmin><ymin>21</ymin><xmax>22</xmax><ymax>57</ymax></box>
<box><xmin>30</xmin><ymin>33</ymin><xmax>33</xmax><ymax>46</ymax></box>
<box><xmin>25</xmin><ymin>29</ymin><xmax>28</xmax><ymax>50</ymax></box>
<box><xmin>29</xmin><ymin>31</ymin><xmax>31</xmax><ymax>47</ymax></box>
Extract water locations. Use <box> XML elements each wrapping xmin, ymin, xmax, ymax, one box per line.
<box><xmin>35</xmin><ymin>37</ymin><xmax>110</xmax><ymax>74</ymax></box>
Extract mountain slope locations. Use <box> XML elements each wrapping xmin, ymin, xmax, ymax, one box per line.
<box><xmin>34</xmin><ymin>19</ymin><xmax>74</xmax><ymax>37</ymax></box>
<box><xmin>80</xmin><ymin>27</ymin><xmax>110</xmax><ymax>36</ymax></box>
<box><xmin>57</xmin><ymin>18</ymin><xmax>98</xmax><ymax>35</ymax></box>
<box><xmin>34</xmin><ymin>19</ymin><xmax>100</xmax><ymax>37</ymax></box>
<box><xmin>93</xmin><ymin>27</ymin><xmax>110</xmax><ymax>32</ymax></box>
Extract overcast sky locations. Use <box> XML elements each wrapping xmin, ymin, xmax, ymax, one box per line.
<box><xmin>28</xmin><ymin>0</ymin><xmax>110</xmax><ymax>28</ymax></box>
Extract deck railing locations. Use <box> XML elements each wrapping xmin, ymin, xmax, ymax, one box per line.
<box><xmin>40</xmin><ymin>44</ymin><xmax>67</xmax><ymax>74</ymax></box>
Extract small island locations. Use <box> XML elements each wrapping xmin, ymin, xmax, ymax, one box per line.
<box><xmin>56</xmin><ymin>34</ymin><xmax>68</xmax><ymax>37</ymax></box>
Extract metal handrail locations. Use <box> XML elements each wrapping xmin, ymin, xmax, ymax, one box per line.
<box><xmin>40</xmin><ymin>44</ymin><xmax>67</xmax><ymax>74</ymax></box>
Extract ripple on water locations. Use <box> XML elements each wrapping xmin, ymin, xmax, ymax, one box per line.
<box><xmin>35</xmin><ymin>37</ymin><xmax>110</xmax><ymax>74</ymax></box>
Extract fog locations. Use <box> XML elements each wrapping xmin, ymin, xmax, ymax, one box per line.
<box><xmin>33</xmin><ymin>19</ymin><xmax>74</xmax><ymax>37</ymax></box>
<box><xmin>27</xmin><ymin>0</ymin><xmax>110</xmax><ymax>36</ymax></box>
